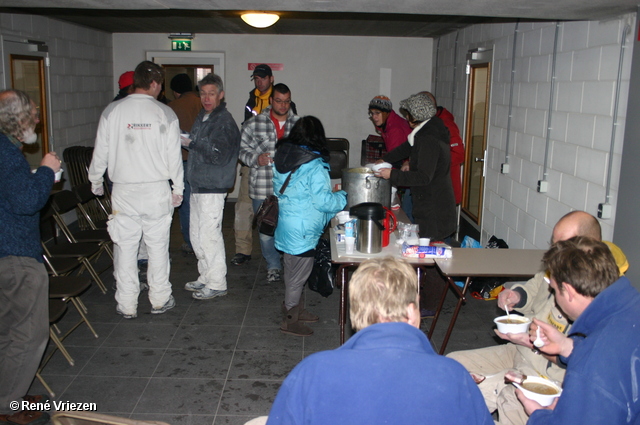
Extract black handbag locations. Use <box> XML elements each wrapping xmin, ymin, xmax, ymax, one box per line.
<box><xmin>254</xmin><ymin>168</ymin><xmax>296</xmax><ymax>236</ymax></box>
<box><xmin>307</xmin><ymin>237</ymin><xmax>336</xmax><ymax>297</ymax></box>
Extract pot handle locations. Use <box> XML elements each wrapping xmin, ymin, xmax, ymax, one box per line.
<box><xmin>365</xmin><ymin>176</ymin><xmax>371</xmax><ymax>190</ymax></box>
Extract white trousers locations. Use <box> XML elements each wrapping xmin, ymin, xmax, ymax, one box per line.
<box><xmin>109</xmin><ymin>182</ymin><xmax>174</xmax><ymax>314</ymax></box>
<box><xmin>190</xmin><ymin>193</ymin><xmax>227</xmax><ymax>290</ymax></box>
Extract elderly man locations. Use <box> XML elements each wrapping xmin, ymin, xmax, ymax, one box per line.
<box><xmin>182</xmin><ymin>73</ymin><xmax>240</xmax><ymax>300</ymax></box>
<box><xmin>89</xmin><ymin>60</ymin><xmax>183</xmax><ymax>319</ymax></box>
<box><xmin>0</xmin><ymin>90</ymin><xmax>61</xmax><ymax>425</ymax></box>
<box><xmin>239</xmin><ymin>83</ymin><xmax>299</xmax><ymax>283</ymax></box>
<box><xmin>265</xmin><ymin>257</ymin><xmax>492</xmax><ymax>424</ymax></box>
<box><xmin>519</xmin><ymin>237</ymin><xmax>639</xmax><ymax>424</ymax></box>
<box><xmin>447</xmin><ymin>211</ymin><xmax>628</xmax><ymax>425</ymax></box>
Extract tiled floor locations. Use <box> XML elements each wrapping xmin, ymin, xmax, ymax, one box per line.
<box><xmin>30</xmin><ymin>201</ymin><xmax>503</xmax><ymax>425</ymax></box>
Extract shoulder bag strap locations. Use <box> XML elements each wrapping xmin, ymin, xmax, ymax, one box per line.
<box><xmin>279</xmin><ymin>166</ymin><xmax>300</xmax><ymax>194</ymax></box>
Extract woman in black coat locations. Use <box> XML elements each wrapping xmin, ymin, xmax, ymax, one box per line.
<box><xmin>376</xmin><ymin>92</ymin><xmax>456</xmax><ymax>241</ymax></box>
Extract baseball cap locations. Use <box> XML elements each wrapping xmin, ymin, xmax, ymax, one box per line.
<box><xmin>251</xmin><ymin>64</ymin><xmax>273</xmax><ymax>80</ymax></box>
<box><xmin>118</xmin><ymin>71</ymin><xmax>134</xmax><ymax>89</ymax></box>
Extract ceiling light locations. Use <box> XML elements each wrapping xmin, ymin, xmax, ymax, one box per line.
<box><xmin>241</xmin><ymin>12</ymin><xmax>280</xmax><ymax>28</ymax></box>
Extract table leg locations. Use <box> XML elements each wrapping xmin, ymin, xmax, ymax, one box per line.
<box><xmin>338</xmin><ymin>265</ymin><xmax>349</xmax><ymax>345</ymax></box>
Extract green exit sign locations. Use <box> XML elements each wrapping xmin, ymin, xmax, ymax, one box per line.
<box><xmin>172</xmin><ymin>40</ymin><xmax>192</xmax><ymax>51</ymax></box>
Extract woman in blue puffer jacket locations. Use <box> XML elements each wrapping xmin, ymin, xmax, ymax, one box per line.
<box><xmin>273</xmin><ymin>116</ymin><xmax>347</xmax><ymax>336</ymax></box>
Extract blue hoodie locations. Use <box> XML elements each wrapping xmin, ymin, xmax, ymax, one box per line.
<box><xmin>528</xmin><ymin>277</ymin><xmax>640</xmax><ymax>425</ymax></box>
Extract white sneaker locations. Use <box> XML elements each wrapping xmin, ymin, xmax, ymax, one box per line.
<box><xmin>192</xmin><ymin>288</ymin><xmax>227</xmax><ymax>300</ymax></box>
<box><xmin>184</xmin><ymin>281</ymin><xmax>205</xmax><ymax>291</ymax></box>
<box><xmin>151</xmin><ymin>295</ymin><xmax>176</xmax><ymax>314</ymax></box>
<box><xmin>116</xmin><ymin>307</ymin><xmax>137</xmax><ymax>319</ymax></box>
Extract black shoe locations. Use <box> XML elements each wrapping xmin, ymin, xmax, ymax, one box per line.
<box><xmin>230</xmin><ymin>253</ymin><xmax>251</xmax><ymax>266</ymax></box>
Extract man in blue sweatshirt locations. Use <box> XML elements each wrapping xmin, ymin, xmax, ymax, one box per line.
<box><xmin>0</xmin><ymin>90</ymin><xmax>61</xmax><ymax>425</ymax></box>
<box><xmin>266</xmin><ymin>257</ymin><xmax>493</xmax><ymax>425</ymax></box>
<box><xmin>519</xmin><ymin>236</ymin><xmax>640</xmax><ymax>424</ymax></box>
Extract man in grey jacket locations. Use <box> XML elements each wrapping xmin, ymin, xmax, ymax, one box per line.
<box><xmin>182</xmin><ymin>73</ymin><xmax>240</xmax><ymax>300</ymax></box>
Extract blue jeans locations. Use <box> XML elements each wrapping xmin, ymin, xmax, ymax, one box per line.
<box><xmin>252</xmin><ymin>198</ymin><xmax>282</xmax><ymax>271</ymax></box>
<box><xmin>401</xmin><ymin>188</ymin><xmax>414</xmax><ymax>223</ymax></box>
<box><xmin>178</xmin><ymin>160</ymin><xmax>192</xmax><ymax>248</ymax></box>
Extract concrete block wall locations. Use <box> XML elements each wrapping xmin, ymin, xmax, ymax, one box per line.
<box><xmin>0</xmin><ymin>13</ymin><xmax>113</xmax><ymax>156</ymax></box>
<box><xmin>433</xmin><ymin>15</ymin><xmax>635</xmax><ymax>247</ymax></box>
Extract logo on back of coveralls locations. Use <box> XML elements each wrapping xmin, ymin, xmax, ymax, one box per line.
<box><xmin>127</xmin><ymin>123</ymin><xmax>152</xmax><ymax>129</ymax></box>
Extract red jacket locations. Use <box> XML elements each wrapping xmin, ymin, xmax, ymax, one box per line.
<box><xmin>378</xmin><ymin>110</ymin><xmax>412</xmax><ymax>153</ymax></box>
<box><xmin>436</xmin><ymin>107</ymin><xmax>465</xmax><ymax>204</ymax></box>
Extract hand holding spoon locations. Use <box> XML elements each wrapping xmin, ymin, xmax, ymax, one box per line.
<box><xmin>533</xmin><ymin>326</ymin><xmax>545</xmax><ymax>348</ymax></box>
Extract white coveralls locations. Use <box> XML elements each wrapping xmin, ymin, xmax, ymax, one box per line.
<box><xmin>89</xmin><ymin>93</ymin><xmax>183</xmax><ymax>315</ymax></box>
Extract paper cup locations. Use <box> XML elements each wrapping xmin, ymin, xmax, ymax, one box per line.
<box><xmin>345</xmin><ymin>237</ymin><xmax>356</xmax><ymax>254</ymax></box>
<box><xmin>419</xmin><ymin>238</ymin><xmax>431</xmax><ymax>246</ymax></box>
<box><xmin>54</xmin><ymin>168</ymin><xmax>64</xmax><ymax>182</ymax></box>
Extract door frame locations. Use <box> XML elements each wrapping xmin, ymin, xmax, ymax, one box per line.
<box><xmin>460</xmin><ymin>47</ymin><xmax>493</xmax><ymax>240</ymax></box>
<box><xmin>1</xmin><ymin>35</ymin><xmax>53</xmax><ymax>155</ymax></box>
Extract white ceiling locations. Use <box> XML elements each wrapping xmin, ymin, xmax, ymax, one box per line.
<box><xmin>1</xmin><ymin>0</ymin><xmax>638</xmax><ymax>37</ymax></box>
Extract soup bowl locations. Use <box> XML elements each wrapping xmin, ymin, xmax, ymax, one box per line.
<box><xmin>493</xmin><ymin>315</ymin><xmax>531</xmax><ymax>334</ymax></box>
<box><xmin>513</xmin><ymin>376</ymin><xmax>562</xmax><ymax>406</ymax></box>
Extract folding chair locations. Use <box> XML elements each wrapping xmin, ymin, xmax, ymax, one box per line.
<box><xmin>72</xmin><ymin>182</ymin><xmax>110</xmax><ymax>230</ymax></box>
<box><xmin>35</xmin><ymin>299</ymin><xmax>71</xmax><ymax>397</ymax></box>
<box><xmin>50</xmin><ymin>190</ymin><xmax>113</xmax><ymax>260</ymax></box>
<box><xmin>326</xmin><ymin>138</ymin><xmax>350</xmax><ymax>179</ymax></box>
<box><xmin>43</xmin><ymin>253</ymin><xmax>108</xmax><ymax>294</ymax></box>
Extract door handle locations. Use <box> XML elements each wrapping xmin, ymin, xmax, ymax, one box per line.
<box><xmin>474</xmin><ymin>157</ymin><xmax>484</xmax><ymax>162</ymax></box>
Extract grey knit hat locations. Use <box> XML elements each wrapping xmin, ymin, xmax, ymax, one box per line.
<box><xmin>399</xmin><ymin>92</ymin><xmax>437</xmax><ymax>122</ymax></box>
<box><xmin>368</xmin><ymin>95</ymin><xmax>392</xmax><ymax>112</ymax></box>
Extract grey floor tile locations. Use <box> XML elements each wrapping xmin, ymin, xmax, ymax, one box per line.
<box><xmin>102</xmin><ymin>323</ymin><xmax>179</xmax><ymax>348</ymax></box>
<box><xmin>214</xmin><ymin>415</ymin><xmax>264</xmax><ymax>425</ymax></box>
<box><xmin>57</xmin><ymin>376</ymin><xmax>151</xmax><ymax>413</ymax></box>
<box><xmin>302</xmin><ymin>326</ymin><xmax>341</xmax><ymax>354</ymax></box>
<box><xmin>169</xmin><ymin>325</ymin><xmax>241</xmax><ymax>350</ymax></box>
<box><xmin>60</xmin><ymin>322</ymin><xmax>116</xmax><ymax>346</ymax></box>
<box><xmin>39</xmin><ymin>345</ymin><xmax>99</xmax><ymax>375</ymax></box>
<box><xmin>153</xmin><ymin>348</ymin><xmax>234</xmax><ymax>379</ymax></box>
<box><xmin>217</xmin><ymin>380</ymin><xmax>281</xmax><ymax>416</ymax></box>
<box><xmin>78</xmin><ymin>346</ymin><xmax>165</xmax><ymax>377</ymax></box>
<box><xmin>182</xmin><ymin>303</ymin><xmax>247</xmax><ymax>326</ymax></box>
<box><xmin>228</xmin><ymin>350</ymin><xmax>301</xmax><ymax>380</ymax></box>
<box><xmin>28</xmin><ymin>374</ymin><xmax>75</xmax><ymax>400</ymax></box>
<box><xmin>132</xmin><ymin>413</ymin><xmax>215</xmax><ymax>425</ymax></box>
<box><xmin>135</xmin><ymin>378</ymin><xmax>224</xmax><ymax>414</ymax></box>
<box><xmin>236</xmin><ymin>327</ymin><xmax>303</xmax><ymax>352</ymax></box>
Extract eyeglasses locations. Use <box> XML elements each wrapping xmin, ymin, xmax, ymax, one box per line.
<box><xmin>273</xmin><ymin>99</ymin><xmax>291</xmax><ymax>104</ymax></box>
<box><xmin>368</xmin><ymin>111</ymin><xmax>382</xmax><ymax>117</ymax></box>
<box><xmin>543</xmin><ymin>270</ymin><xmax>551</xmax><ymax>284</ymax></box>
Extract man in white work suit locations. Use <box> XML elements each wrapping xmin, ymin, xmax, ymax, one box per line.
<box><xmin>89</xmin><ymin>60</ymin><xmax>183</xmax><ymax>319</ymax></box>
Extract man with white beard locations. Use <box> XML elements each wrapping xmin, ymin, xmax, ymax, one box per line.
<box><xmin>0</xmin><ymin>90</ymin><xmax>61</xmax><ymax>425</ymax></box>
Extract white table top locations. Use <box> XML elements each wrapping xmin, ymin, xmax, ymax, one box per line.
<box><xmin>434</xmin><ymin>248</ymin><xmax>545</xmax><ymax>278</ymax></box>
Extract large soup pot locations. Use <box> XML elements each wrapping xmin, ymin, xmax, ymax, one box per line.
<box><xmin>341</xmin><ymin>167</ymin><xmax>391</xmax><ymax>210</ymax></box>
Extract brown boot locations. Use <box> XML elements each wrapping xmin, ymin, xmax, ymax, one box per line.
<box><xmin>0</xmin><ymin>411</ymin><xmax>50</xmax><ymax>425</ymax></box>
<box><xmin>281</xmin><ymin>301</ymin><xmax>319</xmax><ymax>323</ymax></box>
<box><xmin>280</xmin><ymin>304</ymin><xmax>313</xmax><ymax>336</ymax></box>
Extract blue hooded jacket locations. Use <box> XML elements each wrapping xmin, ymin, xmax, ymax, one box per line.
<box><xmin>272</xmin><ymin>142</ymin><xmax>346</xmax><ymax>255</ymax></box>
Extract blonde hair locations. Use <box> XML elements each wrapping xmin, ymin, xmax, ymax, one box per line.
<box><xmin>349</xmin><ymin>257</ymin><xmax>419</xmax><ymax>331</ymax></box>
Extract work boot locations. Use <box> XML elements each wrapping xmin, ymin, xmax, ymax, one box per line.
<box><xmin>282</xmin><ymin>293</ymin><xmax>319</xmax><ymax>323</ymax></box>
<box><xmin>0</xmin><ymin>411</ymin><xmax>50</xmax><ymax>425</ymax></box>
<box><xmin>280</xmin><ymin>304</ymin><xmax>313</xmax><ymax>336</ymax></box>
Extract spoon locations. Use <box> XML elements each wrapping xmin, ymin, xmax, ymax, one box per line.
<box><xmin>504</xmin><ymin>305</ymin><xmax>510</xmax><ymax>321</ymax></box>
<box><xmin>533</xmin><ymin>326</ymin><xmax>545</xmax><ymax>348</ymax></box>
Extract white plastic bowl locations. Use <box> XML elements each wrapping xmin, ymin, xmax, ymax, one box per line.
<box><xmin>336</xmin><ymin>211</ymin><xmax>351</xmax><ymax>224</ymax></box>
<box><xmin>370</xmin><ymin>162</ymin><xmax>392</xmax><ymax>173</ymax></box>
<box><xmin>494</xmin><ymin>315</ymin><xmax>531</xmax><ymax>334</ymax></box>
<box><xmin>513</xmin><ymin>376</ymin><xmax>562</xmax><ymax>406</ymax></box>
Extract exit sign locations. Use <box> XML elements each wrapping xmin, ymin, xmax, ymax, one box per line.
<box><xmin>172</xmin><ymin>40</ymin><xmax>192</xmax><ymax>51</ymax></box>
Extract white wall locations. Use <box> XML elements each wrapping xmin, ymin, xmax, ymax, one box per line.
<box><xmin>0</xmin><ymin>13</ymin><xmax>113</xmax><ymax>154</ymax></box>
<box><xmin>433</xmin><ymin>15</ymin><xmax>635</xmax><ymax>247</ymax></box>
<box><xmin>112</xmin><ymin>33</ymin><xmax>433</xmax><ymax>168</ymax></box>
